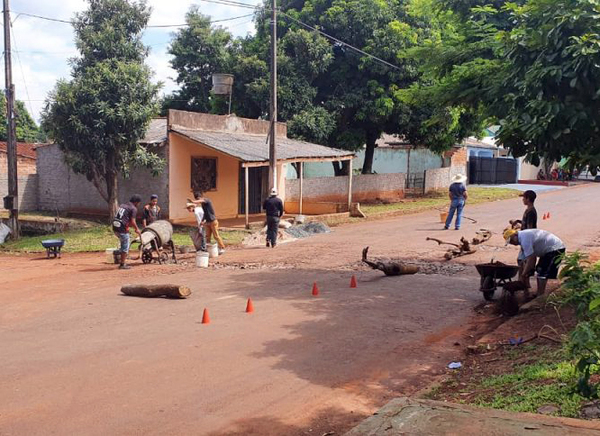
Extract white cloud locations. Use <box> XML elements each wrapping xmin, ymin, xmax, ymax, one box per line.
<box><xmin>4</xmin><ymin>0</ymin><xmax>261</xmax><ymax>122</ymax></box>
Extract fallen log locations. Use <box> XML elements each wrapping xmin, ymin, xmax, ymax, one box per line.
<box><xmin>361</xmin><ymin>247</ymin><xmax>419</xmax><ymax>276</ymax></box>
<box><xmin>121</xmin><ymin>284</ymin><xmax>192</xmax><ymax>299</ymax></box>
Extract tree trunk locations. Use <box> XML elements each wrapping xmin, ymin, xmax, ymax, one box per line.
<box><xmin>105</xmin><ymin>152</ymin><xmax>119</xmax><ymax>221</ymax></box>
<box><xmin>332</xmin><ymin>160</ymin><xmax>350</xmax><ymax>176</ymax></box>
<box><xmin>362</xmin><ymin>132</ymin><xmax>379</xmax><ymax>174</ymax></box>
<box><xmin>121</xmin><ymin>284</ymin><xmax>192</xmax><ymax>299</ymax></box>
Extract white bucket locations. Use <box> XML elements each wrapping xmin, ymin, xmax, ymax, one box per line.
<box><xmin>196</xmin><ymin>251</ymin><xmax>209</xmax><ymax>268</ymax></box>
<box><xmin>105</xmin><ymin>248</ymin><xmax>117</xmax><ymax>264</ymax></box>
<box><xmin>207</xmin><ymin>243</ymin><xmax>219</xmax><ymax>259</ymax></box>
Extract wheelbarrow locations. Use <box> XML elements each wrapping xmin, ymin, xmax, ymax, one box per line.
<box><xmin>475</xmin><ymin>262</ymin><xmax>519</xmax><ymax>301</ymax></box>
<box><xmin>41</xmin><ymin>239</ymin><xmax>65</xmax><ymax>259</ymax></box>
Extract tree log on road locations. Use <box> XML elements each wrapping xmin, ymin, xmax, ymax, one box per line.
<box><xmin>362</xmin><ymin>247</ymin><xmax>419</xmax><ymax>276</ymax></box>
<box><xmin>121</xmin><ymin>284</ymin><xmax>192</xmax><ymax>299</ymax></box>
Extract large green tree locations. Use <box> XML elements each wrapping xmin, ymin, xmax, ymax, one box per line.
<box><xmin>166</xmin><ymin>2</ymin><xmax>466</xmax><ymax>175</ymax></box>
<box><xmin>42</xmin><ymin>0</ymin><xmax>161</xmax><ymax>217</ymax></box>
<box><xmin>0</xmin><ymin>93</ymin><xmax>40</xmax><ymax>142</ymax></box>
<box><xmin>410</xmin><ymin>0</ymin><xmax>600</xmax><ymax>172</ymax></box>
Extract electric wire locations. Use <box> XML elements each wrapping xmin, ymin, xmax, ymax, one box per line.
<box><xmin>9</xmin><ymin>18</ymin><xmax>36</xmax><ymax>118</ymax></box>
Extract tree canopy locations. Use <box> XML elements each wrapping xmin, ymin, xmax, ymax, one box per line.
<box><xmin>42</xmin><ymin>0</ymin><xmax>161</xmax><ymax>217</ymax></box>
<box><xmin>165</xmin><ymin>1</ymin><xmax>470</xmax><ymax>175</ymax></box>
<box><xmin>0</xmin><ymin>93</ymin><xmax>41</xmax><ymax>143</ymax></box>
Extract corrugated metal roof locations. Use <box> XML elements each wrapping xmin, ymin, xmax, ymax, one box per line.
<box><xmin>171</xmin><ymin>126</ymin><xmax>354</xmax><ymax>162</ymax></box>
<box><xmin>140</xmin><ymin>118</ymin><xmax>168</xmax><ymax>145</ymax></box>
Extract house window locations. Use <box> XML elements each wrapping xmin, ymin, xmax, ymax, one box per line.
<box><xmin>191</xmin><ymin>157</ymin><xmax>217</xmax><ymax>192</ymax></box>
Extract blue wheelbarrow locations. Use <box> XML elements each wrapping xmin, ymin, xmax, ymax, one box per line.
<box><xmin>41</xmin><ymin>239</ymin><xmax>65</xmax><ymax>259</ymax></box>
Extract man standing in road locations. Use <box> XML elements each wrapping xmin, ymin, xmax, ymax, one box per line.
<box><xmin>504</xmin><ymin>228</ymin><xmax>566</xmax><ymax>296</ymax></box>
<box><xmin>444</xmin><ymin>174</ymin><xmax>468</xmax><ymax>230</ymax></box>
<box><xmin>112</xmin><ymin>195</ymin><xmax>143</xmax><ymax>270</ymax></box>
<box><xmin>142</xmin><ymin>194</ymin><xmax>161</xmax><ymax>228</ymax></box>
<box><xmin>263</xmin><ymin>188</ymin><xmax>284</xmax><ymax>248</ymax></box>
<box><xmin>516</xmin><ymin>190</ymin><xmax>538</xmax><ymax>291</ymax></box>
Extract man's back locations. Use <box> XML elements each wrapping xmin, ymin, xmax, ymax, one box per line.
<box><xmin>263</xmin><ymin>197</ymin><xmax>283</xmax><ymax>217</ymax></box>
<box><xmin>201</xmin><ymin>198</ymin><xmax>217</xmax><ymax>222</ymax></box>
<box><xmin>519</xmin><ymin>229</ymin><xmax>564</xmax><ymax>257</ymax></box>
<box><xmin>449</xmin><ymin>182</ymin><xmax>466</xmax><ymax>200</ymax></box>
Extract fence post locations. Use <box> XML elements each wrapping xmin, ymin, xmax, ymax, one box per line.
<box><xmin>423</xmin><ymin>170</ymin><xmax>427</xmax><ymax>195</ymax></box>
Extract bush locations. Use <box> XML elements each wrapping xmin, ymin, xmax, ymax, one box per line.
<box><xmin>556</xmin><ymin>252</ymin><xmax>600</xmax><ymax>398</ymax></box>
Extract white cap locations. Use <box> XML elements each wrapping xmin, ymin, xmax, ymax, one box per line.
<box><xmin>270</xmin><ymin>188</ymin><xmax>277</xmax><ymax>196</ymax></box>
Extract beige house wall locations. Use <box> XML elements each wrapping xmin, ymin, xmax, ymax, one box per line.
<box><xmin>169</xmin><ymin>133</ymin><xmax>241</xmax><ymax>221</ymax></box>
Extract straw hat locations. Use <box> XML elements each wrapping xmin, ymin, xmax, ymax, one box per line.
<box><xmin>451</xmin><ymin>174</ymin><xmax>467</xmax><ymax>184</ymax></box>
<box><xmin>185</xmin><ymin>202</ymin><xmax>196</xmax><ymax>209</ymax></box>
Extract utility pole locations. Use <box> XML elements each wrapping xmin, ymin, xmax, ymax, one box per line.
<box><xmin>3</xmin><ymin>0</ymin><xmax>19</xmax><ymax>239</ymax></box>
<box><xmin>268</xmin><ymin>0</ymin><xmax>277</xmax><ymax>191</ymax></box>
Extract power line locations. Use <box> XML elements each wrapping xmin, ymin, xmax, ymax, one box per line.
<box><xmin>278</xmin><ymin>11</ymin><xmax>402</xmax><ymax>72</ymax></box>
<box><xmin>9</xmin><ymin>21</ymin><xmax>35</xmax><ymax>118</ymax></box>
<box><xmin>11</xmin><ymin>10</ymin><xmax>256</xmax><ymax>27</ymax></box>
<box><xmin>195</xmin><ymin>0</ymin><xmax>261</xmax><ymax>10</ymax></box>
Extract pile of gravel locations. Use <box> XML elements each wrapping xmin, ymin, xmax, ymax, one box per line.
<box><xmin>284</xmin><ymin>222</ymin><xmax>331</xmax><ymax>239</ymax></box>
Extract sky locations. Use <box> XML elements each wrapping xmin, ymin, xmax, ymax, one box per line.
<box><xmin>3</xmin><ymin>0</ymin><xmax>262</xmax><ymax>123</ymax></box>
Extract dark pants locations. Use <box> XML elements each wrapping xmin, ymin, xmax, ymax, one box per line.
<box><xmin>266</xmin><ymin>216</ymin><xmax>280</xmax><ymax>246</ymax></box>
<box><xmin>190</xmin><ymin>227</ymin><xmax>206</xmax><ymax>252</ymax></box>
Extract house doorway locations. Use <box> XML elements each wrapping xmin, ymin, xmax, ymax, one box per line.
<box><xmin>239</xmin><ymin>166</ymin><xmax>269</xmax><ymax>214</ymax></box>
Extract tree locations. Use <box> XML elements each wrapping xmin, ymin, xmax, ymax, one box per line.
<box><xmin>166</xmin><ymin>7</ymin><xmax>233</xmax><ymax>114</ymax></box>
<box><xmin>409</xmin><ymin>0</ymin><xmax>600</xmax><ymax>172</ymax></box>
<box><xmin>42</xmin><ymin>0</ymin><xmax>161</xmax><ymax>218</ymax></box>
<box><xmin>0</xmin><ymin>93</ymin><xmax>40</xmax><ymax>142</ymax></box>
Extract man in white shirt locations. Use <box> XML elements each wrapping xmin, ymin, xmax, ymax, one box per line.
<box><xmin>504</xmin><ymin>228</ymin><xmax>566</xmax><ymax>296</ymax></box>
<box><xmin>187</xmin><ymin>202</ymin><xmax>206</xmax><ymax>252</ymax></box>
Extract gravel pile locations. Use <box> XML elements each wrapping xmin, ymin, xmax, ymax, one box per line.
<box><xmin>284</xmin><ymin>222</ymin><xmax>331</xmax><ymax>239</ymax></box>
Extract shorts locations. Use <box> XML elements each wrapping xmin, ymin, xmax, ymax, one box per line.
<box><xmin>536</xmin><ymin>249</ymin><xmax>565</xmax><ymax>280</ymax></box>
<box><xmin>115</xmin><ymin>232</ymin><xmax>130</xmax><ymax>253</ymax></box>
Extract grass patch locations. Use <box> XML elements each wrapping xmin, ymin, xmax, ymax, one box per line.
<box><xmin>0</xmin><ymin>224</ymin><xmax>247</xmax><ymax>253</ymax></box>
<box><xmin>360</xmin><ymin>187</ymin><xmax>519</xmax><ymax>215</ymax></box>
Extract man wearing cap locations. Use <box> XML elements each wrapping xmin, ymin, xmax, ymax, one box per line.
<box><xmin>516</xmin><ymin>190</ymin><xmax>538</xmax><ymax>290</ymax></box>
<box><xmin>142</xmin><ymin>194</ymin><xmax>161</xmax><ymax>228</ymax></box>
<box><xmin>263</xmin><ymin>188</ymin><xmax>284</xmax><ymax>248</ymax></box>
<box><xmin>112</xmin><ymin>195</ymin><xmax>143</xmax><ymax>270</ymax></box>
<box><xmin>504</xmin><ymin>228</ymin><xmax>565</xmax><ymax>296</ymax></box>
<box><xmin>444</xmin><ymin>174</ymin><xmax>468</xmax><ymax>230</ymax></box>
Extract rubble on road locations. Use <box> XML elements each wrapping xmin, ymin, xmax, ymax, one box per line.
<box><xmin>242</xmin><ymin>221</ymin><xmax>331</xmax><ymax>246</ymax></box>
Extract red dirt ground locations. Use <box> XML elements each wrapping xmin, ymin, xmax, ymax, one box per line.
<box><xmin>1</xmin><ymin>184</ymin><xmax>600</xmax><ymax>435</ymax></box>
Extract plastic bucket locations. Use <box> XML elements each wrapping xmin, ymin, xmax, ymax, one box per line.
<box><xmin>207</xmin><ymin>243</ymin><xmax>219</xmax><ymax>259</ymax></box>
<box><xmin>196</xmin><ymin>251</ymin><xmax>209</xmax><ymax>268</ymax></box>
<box><xmin>440</xmin><ymin>212</ymin><xmax>448</xmax><ymax>223</ymax></box>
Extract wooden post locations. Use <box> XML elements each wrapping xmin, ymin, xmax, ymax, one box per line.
<box><xmin>347</xmin><ymin>159</ymin><xmax>353</xmax><ymax>211</ymax></box>
<box><xmin>299</xmin><ymin>161</ymin><xmax>303</xmax><ymax>215</ymax></box>
<box><xmin>245</xmin><ymin>166</ymin><xmax>250</xmax><ymax>229</ymax></box>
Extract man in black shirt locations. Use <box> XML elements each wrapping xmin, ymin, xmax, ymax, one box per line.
<box><xmin>190</xmin><ymin>191</ymin><xmax>225</xmax><ymax>255</ymax></box>
<box><xmin>263</xmin><ymin>188</ymin><xmax>284</xmax><ymax>248</ymax></box>
<box><xmin>142</xmin><ymin>194</ymin><xmax>161</xmax><ymax>228</ymax></box>
<box><xmin>112</xmin><ymin>195</ymin><xmax>142</xmax><ymax>269</ymax></box>
<box><xmin>520</xmin><ymin>190</ymin><xmax>538</xmax><ymax>230</ymax></box>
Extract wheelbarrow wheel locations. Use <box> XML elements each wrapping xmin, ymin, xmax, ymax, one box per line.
<box><xmin>481</xmin><ymin>276</ymin><xmax>495</xmax><ymax>301</ymax></box>
<box><xmin>141</xmin><ymin>249</ymin><xmax>153</xmax><ymax>264</ymax></box>
<box><xmin>499</xmin><ymin>289</ymin><xmax>519</xmax><ymax>316</ymax></box>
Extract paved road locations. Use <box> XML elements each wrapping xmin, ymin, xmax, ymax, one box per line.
<box><xmin>1</xmin><ymin>184</ymin><xmax>599</xmax><ymax>435</ymax></box>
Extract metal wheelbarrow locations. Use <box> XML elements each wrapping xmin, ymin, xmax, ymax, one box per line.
<box><xmin>41</xmin><ymin>239</ymin><xmax>65</xmax><ymax>259</ymax></box>
<box><xmin>475</xmin><ymin>262</ymin><xmax>520</xmax><ymax>301</ymax></box>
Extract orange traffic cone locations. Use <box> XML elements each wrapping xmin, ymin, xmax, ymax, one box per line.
<box><xmin>201</xmin><ymin>308</ymin><xmax>211</xmax><ymax>324</ymax></box>
<box><xmin>350</xmin><ymin>275</ymin><xmax>357</xmax><ymax>288</ymax></box>
<box><xmin>547</xmin><ymin>212</ymin><xmax>551</xmax><ymax>219</ymax></box>
<box><xmin>542</xmin><ymin>213</ymin><xmax>547</xmax><ymax>220</ymax></box>
<box><xmin>312</xmin><ymin>282</ymin><xmax>319</xmax><ymax>296</ymax></box>
<box><xmin>246</xmin><ymin>298</ymin><xmax>254</xmax><ymax>313</ymax></box>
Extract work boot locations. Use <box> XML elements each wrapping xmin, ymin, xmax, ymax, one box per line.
<box><xmin>119</xmin><ymin>264</ymin><xmax>131</xmax><ymax>270</ymax></box>
<box><xmin>266</xmin><ymin>241</ymin><xmax>271</xmax><ymax>248</ymax></box>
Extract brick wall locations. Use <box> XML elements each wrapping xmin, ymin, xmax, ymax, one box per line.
<box><xmin>0</xmin><ymin>174</ymin><xmax>38</xmax><ymax>211</ymax></box>
<box><xmin>0</xmin><ymin>153</ymin><xmax>37</xmax><ymax>175</ymax></box>
<box><xmin>286</xmin><ymin>173</ymin><xmax>406</xmax><ymax>204</ymax></box>
<box><xmin>36</xmin><ymin>144</ymin><xmax>170</xmax><ymax>217</ymax></box>
<box><xmin>424</xmin><ymin>164</ymin><xmax>467</xmax><ymax>192</ymax></box>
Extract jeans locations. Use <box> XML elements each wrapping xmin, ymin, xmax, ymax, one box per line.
<box><xmin>445</xmin><ymin>198</ymin><xmax>465</xmax><ymax>229</ymax></box>
<box><xmin>115</xmin><ymin>232</ymin><xmax>130</xmax><ymax>253</ymax></box>
<box><xmin>266</xmin><ymin>216</ymin><xmax>280</xmax><ymax>246</ymax></box>
<box><xmin>204</xmin><ymin>220</ymin><xmax>225</xmax><ymax>249</ymax></box>
<box><xmin>190</xmin><ymin>227</ymin><xmax>206</xmax><ymax>252</ymax></box>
